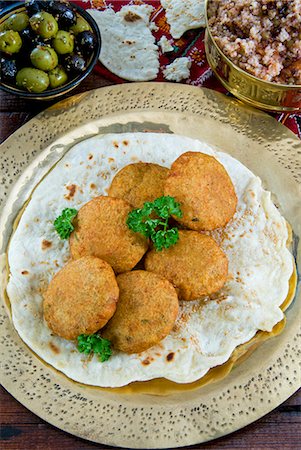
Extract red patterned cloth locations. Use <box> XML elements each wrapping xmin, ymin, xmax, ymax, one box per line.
<box><xmin>75</xmin><ymin>0</ymin><xmax>301</xmax><ymax>139</ymax></box>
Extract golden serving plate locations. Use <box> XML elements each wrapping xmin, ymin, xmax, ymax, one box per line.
<box><xmin>205</xmin><ymin>0</ymin><xmax>301</xmax><ymax>112</ymax></box>
<box><xmin>0</xmin><ymin>84</ymin><xmax>300</xmax><ymax>447</ymax></box>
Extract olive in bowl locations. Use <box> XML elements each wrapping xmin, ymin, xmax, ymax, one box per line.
<box><xmin>75</xmin><ymin>30</ymin><xmax>96</xmax><ymax>57</ymax></box>
<box><xmin>53</xmin><ymin>30</ymin><xmax>74</xmax><ymax>54</ymax></box>
<box><xmin>30</xmin><ymin>45</ymin><xmax>58</xmax><ymax>71</ymax></box>
<box><xmin>0</xmin><ymin>58</ymin><xmax>18</xmax><ymax>83</ymax></box>
<box><xmin>29</xmin><ymin>11</ymin><xmax>59</xmax><ymax>39</ymax></box>
<box><xmin>16</xmin><ymin>67</ymin><xmax>50</xmax><ymax>93</ymax></box>
<box><xmin>47</xmin><ymin>0</ymin><xmax>77</xmax><ymax>30</ymax></box>
<box><xmin>25</xmin><ymin>1</ymin><xmax>49</xmax><ymax>17</ymax></box>
<box><xmin>3</xmin><ymin>12</ymin><xmax>29</xmax><ymax>32</ymax></box>
<box><xmin>0</xmin><ymin>1</ymin><xmax>101</xmax><ymax>100</ymax></box>
<box><xmin>0</xmin><ymin>30</ymin><xmax>22</xmax><ymax>54</ymax></box>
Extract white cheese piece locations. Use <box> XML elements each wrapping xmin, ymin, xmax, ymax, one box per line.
<box><xmin>163</xmin><ymin>57</ymin><xmax>191</xmax><ymax>81</ymax></box>
<box><xmin>158</xmin><ymin>35</ymin><xmax>174</xmax><ymax>53</ymax></box>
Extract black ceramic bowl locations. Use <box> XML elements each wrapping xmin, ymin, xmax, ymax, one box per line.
<box><xmin>0</xmin><ymin>1</ymin><xmax>101</xmax><ymax>100</ymax></box>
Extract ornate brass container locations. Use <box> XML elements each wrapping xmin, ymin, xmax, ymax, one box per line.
<box><xmin>205</xmin><ymin>0</ymin><xmax>301</xmax><ymax>112</ymax></box>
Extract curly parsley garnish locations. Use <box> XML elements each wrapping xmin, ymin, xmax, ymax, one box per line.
<box><xmin>54</xmin><ymin>208</ymin><xmax>78</xmax><ymax>239</ymax></box>
<box><xmin>127</xmin><ymin>196</ymin><xmax>182</xmax><ymax>251</ymax></box>
<box><xmin>77</xmin><ymin>334</ymin><xmax>112</xmax><ymax>362</ymax></box>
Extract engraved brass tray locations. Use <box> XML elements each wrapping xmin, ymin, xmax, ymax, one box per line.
<box><xmin>0</xmin><ymin>83</ymin><xmax>300</xmax><ymax>448</ymax></box>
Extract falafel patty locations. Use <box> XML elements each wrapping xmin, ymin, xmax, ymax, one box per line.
<box><xmin>69</xmin><ymin>196</ymin><xmax>148</xmax><ymax>273</ymax></box>
<box><xmin>164</xmin><ymin>152</ymin><xmax>237</xmax><ymax>231</ymax></box>
<box><xmin>108</xmin><ymin>162</ymin><xmax>169</xmax><ymax>208</ymax></box>
<box><xmin>43</xmin><ymin>256</ymin><xmax>119</xmax><ymax>340</ymax></box>
<box><xmin>102</xmin><ymin>270</ymin><xmax>179</xmax><ymax>354</ymax></box>
<box><xmin>145</xmin><ymin>230</ymin><xmax>228</xmax><ymax>301</ymax></box>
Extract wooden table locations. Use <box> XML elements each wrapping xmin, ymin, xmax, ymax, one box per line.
<box><xmin>1</xmin><ymin>74</ymin><xmax>300</xmax><ymax>450</ymax></box>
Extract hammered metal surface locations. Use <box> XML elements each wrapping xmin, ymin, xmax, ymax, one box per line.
<box><xmin>0</xmin><ymin>83</ymin><xmax>300</xmax><ymax>448</ymax></box>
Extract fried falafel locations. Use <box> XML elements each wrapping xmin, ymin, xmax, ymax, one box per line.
<box><xmin>164</xmin><ymin>152</ymin><xmax>237</xmax><ymax>231</ymax></box>
<box><xmin>145</xmin><ymin>230</ymin><xmax>228</xmax><ymax>300</ymax></box>
<box><xmin>69</xmin><ymin>196</ymin><xmax>148</xmax><ymax>273</ymax></box>
<box><xmin>108</xmin><ymin>162</ymin><xmax>169</xmax><ymax>208</ymax></box>
<box><xmin>43</xmin><ymin>256</ymin><xmax>119</xmax><ymax>340</ymax></box>
<box><xmin>102</xmin><ymin>270</ymin><xmax>179</xmax><ymax>354</ymax></box>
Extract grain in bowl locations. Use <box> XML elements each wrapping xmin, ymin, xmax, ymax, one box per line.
<box><xmin>208</xmin><ymin>0</ymin><xmax>301</xmax><ymax>85</ymax></box>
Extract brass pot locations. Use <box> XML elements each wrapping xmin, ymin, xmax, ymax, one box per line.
<box><xmin>204</xmin><ymin>0</ymin><xmax>301</xmax><ymax>112</ymax></box>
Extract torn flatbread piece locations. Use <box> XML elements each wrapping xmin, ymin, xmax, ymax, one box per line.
<box><xmin>88</xmin><ymin>5</ymin><xmax>159</xmax><ymax>81</ymax></box>
<box><xmin>161</xmin><ymin>0</ymin><xmax>206</xmax><ymax>39</ymax></box>
<box><xmin>163</xmin><ymin>57</ymin><xmax>191</xmax><ymax>82</ymax></box>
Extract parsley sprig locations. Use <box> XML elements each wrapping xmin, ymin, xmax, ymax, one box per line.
<box><xmin>54</xmin><ymin>208</ymin><xmax>78</xmax><ymax>239</ymax></box>
<box><xmin>127</xmin><ymin>196</ymin><xmax>182</xmax><ymax>251</ymax></box>
<box><xmin>77</xmin><ymin>334</ymin><xmax>112</xmax><ymax>362</ymax></box>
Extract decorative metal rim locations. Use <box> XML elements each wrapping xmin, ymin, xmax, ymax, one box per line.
<box><xmin>0</xmin><ymin>83</ymin><xmax>300</xmax><ymax>448</ymax></box>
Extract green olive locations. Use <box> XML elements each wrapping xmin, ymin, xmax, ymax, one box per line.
<box><xmin>16</xmin><ymin>67</ymin><xmax>49</xmax><ymax>93</ymax></box>
<box><xmin>48</xmin><ymin>65</ymin><xmax>68</xmax><ymax>88</ymax></box>
<box><xmin>70</xmin><ymin>15</ymin><xmax>90</xmax><ymax>34</ymax></box>
<box><xmin>5</xmin><ymin>12</ymin><xmax>29</xmax><ymax>32</ymax></box>
<box><xmin>30</xmin><ymin>46</ymin><xmax>58</xmax><ymax>71</ymax></box>
<box><xmin>52</xmin><ymin>30</ymin><xmax>74</xmax><ymax>55</ymax></box>
<box><xmin>0</xmin><ymin>21</ymin><xmax>8</xmax><ymax>32</ymax></box>
<box><xmin>0</xmin><ymin>30</ymin><xmax>22</xmax><ymax>54</ymax></box>
<box><xmin>30</xmin><ymin>11</ymin><xmax>58</xmax><ymax>39</ymax></box>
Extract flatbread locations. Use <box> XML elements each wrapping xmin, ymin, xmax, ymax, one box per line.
<box><xmin>7</xmin><ymin>133</ymin><xmax>293</xmax><ymax>387</ymax></box>
<box><xmin>87</xmin><ymin>5</ymin><xmax>159</xmax><ymax>81</ymax></box>
<box><xmin>161</xmin><ymin>0</ymin><xmax>206</xmax><ymax>39</ymax></box>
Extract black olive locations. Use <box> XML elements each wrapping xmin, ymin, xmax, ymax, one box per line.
<box><xmin>64</xmin><ymin>54</ymin><xmax>86</xmax><ymax>74</ymax></box>
<box><xmin>75</xmin><ymin>31</ymin><xmax>96</xmax><ymax>57</ymax></box>
<box><xmin>15</xmin><ymin>52</ymin><xmax>31</xmax><ymax>69</ymax></box>
<box><xmin>19</xmin><ymin>27</ymin><xmax>36</xmax><ymax>48</ymax></box>
<box><xmin>0</xmin><ymin>58</ymin><xmax>17</xmax><ymax>83</ymax></box>
<box><xmin>47</xmin><ymin>1</ymin><xmax>76</xmax><ymax>29</ymax></box>
<box><xmin>20</xmin><ymin>28</ymin><xmax>50</xmax><ymax>53</ymax></box>
<box><xmin>59</xmin><ymin>9</ymin><xmax>77</xmax><ymax>29</ymax></box>
<box><xmin>25</xmin><ymin>0</ymin><xmax>49</xmax><ymax>17</ymax></box>
<box><xmin>14</xmin><ymin>46</ymin><xmax>32</xmax><ymax>68</ymax></box>
<box><xmin>47</xmin><ymin>1</ymin><xmax>74</xmax><ymax>14</ymax></box>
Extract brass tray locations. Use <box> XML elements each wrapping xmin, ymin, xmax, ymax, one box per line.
<box><xmin>0</xmin><ymin>83</ymin><xmax>300</xmax><ymax>448</ymax></box>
